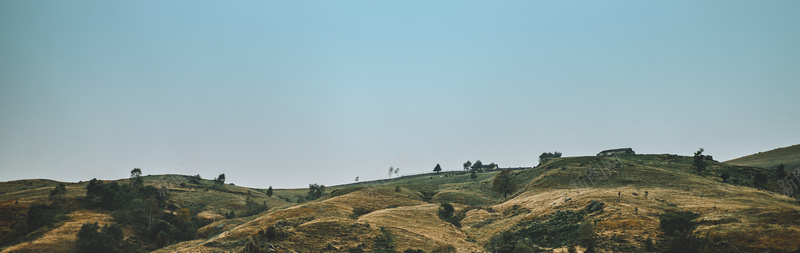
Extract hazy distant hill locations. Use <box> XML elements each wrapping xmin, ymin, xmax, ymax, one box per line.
<box><xmin>2</xmin><ymin>152</ymin><xmax>800</xmax><ymax>252</ymax></box>
<box><xmin>725</xmin><ymin>144</ymin><xmax>800</xmax><ymax>170</ymax></box>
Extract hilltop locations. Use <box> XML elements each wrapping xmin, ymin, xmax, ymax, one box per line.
<box><xmin>725</xmin><ymin>144</ymin><xmax>800</xmax><ymax>170</ymax></box>
<box><xmin>2</xmin><ymin>151</ymin><xmax>800</xmax><ymax>252</ymax></box>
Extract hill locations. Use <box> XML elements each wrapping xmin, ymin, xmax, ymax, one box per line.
<box><xmin>725</xmin><ymin>144</ymin><xmax>800</xmax><ymax>170</ymax></box>
<box><xmin>2</xmin><ymin>153</ymin><xmax>800</xmax><ymax>253</ymax></box>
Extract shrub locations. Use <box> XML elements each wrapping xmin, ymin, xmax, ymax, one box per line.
<box><xmin>579</xmin><ymin>221</ymin><xmax>596</xmax><ymax>253</ymax></box>
<box><xmin>307</xmin><ymin>184</ymin><xmax>326</xmax><ymax>200</ymax></box>
<box><xmin>188</xmin><ymin>174</ymin><xmax>202</xmax><ymax>184</ymax></box>
<box><xmin>75</xmin><ymin>223</ymin><xmax>124</xmax><ymax>253</ymax></box>
<box><xmin>659</xmin><ymin>211</ymin><xmax>700</xmax><ymax>235</ymax></box>
<box><xmin>438</xmin><ymin>203</ymin><xmax>455</xmax><ymax>219</ymax></box>
<box><xmin>585</xmin><ymin>200</ymin><xmax>604</xmax><ymax>213</ymax></box>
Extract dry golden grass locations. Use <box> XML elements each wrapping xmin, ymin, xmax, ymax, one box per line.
<box><xmin>6</xmin><ymin>152</ymin><xmax>800</xmax><ymax>252</ymax></box>
<box><xmin>359</xmin><ymin>204</ymin><xmax>484</xmax><ymax>252</ymax></box>
<box><xmin>1</xmin><ymin>210</ymin><xmax>111</xmax><ymax>253</ymax></box>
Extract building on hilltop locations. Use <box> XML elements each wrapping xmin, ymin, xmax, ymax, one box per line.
<box><xmin>597</xmin><ymin>148</ymin><xmax>635</xmax><ymax>156</ymax></box>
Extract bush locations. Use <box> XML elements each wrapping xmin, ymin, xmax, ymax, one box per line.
<box><xmin>509</xmin><ymin>210</ymin><xmax>585</xmax><ymax>248</ymax></box>
<box><xmin>404</xmin><ymin>249</ymin><xmax>426</xmax><ymax>253</ymax></box>
<box><xmin>75</xmin><ymin>223</ymin><xmax>124</xmax><ymax>253</ymax></box>
<box><xmin>261</xmin><ymin>225</ymin><xmax>288</xmax><ymax>241</ymax></box>
<box><xmin>659</xmin><ymin>211</ymin><xmax>700</xmax><ymax>235</ymax></box>
<box><xmin>307</xmin><ymin>184</ymin><xmax>326</xmax><ymax>200</ymax></box>
<box><xmin>585</xmin><ymin>200</ymin><xmax>604</xmax><ymax>213</ymax></box>
<box><xmin>26</xmin><ymin>204</ymin><xmax>60</xmax><ymax>231</ymax></box>
<box><xmin>438</xmin><ymin>203</ymin><xmax>455</xmax><ymax>219</ymax></box>
<box><xmin>579</xmin><ymin>221</ymin><xmax>596</xmax><ymax>253</ymax></box>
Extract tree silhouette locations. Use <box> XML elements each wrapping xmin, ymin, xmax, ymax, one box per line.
<box><xmin>130</xmin><ymin>168</ymin><xmax>143</xmax><ymax>188</ymax></box>
<box><xmin>463</xmin><ymin>161</ymin><xmax>472</xmax><ymax>171</ymax></box>
<box><xmin>266</xmin><ymin>186</ymin><xmax>273</xmax><ymax>197</ymax></box>
<box><xmin>214</xmin><ymin>174</ymin><xmax>226</xmax><ymax>185</ymax></box>
<box><xmin>777</xmin><ymin>164</ymin><xmax>787</xmax><ymax>178</ymax></box>
<box><xmin>434</xmin><ymin>164</ymin><xmax>442</xmax><ymax>174</ymax></box>
<box><xmin>472</xmin><ymin>160</ymin><xmax>483</xmax><ymax>171</ymax></box>
<box><xmin>492</xmin><ymin>169</ymin><xmax>516</xmax><ymax>199</ymax></box>
<box><xmin>692</xmin><ymin>148</ymin><xmax>707</xmax><ymax>173</ymax></box>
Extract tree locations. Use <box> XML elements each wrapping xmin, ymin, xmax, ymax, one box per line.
<box><xmin>433</xmin><ymin>164</ymin><xmax>442</xmax><ymax>174</ymax></box>
<box><xmin>389</xmin><ymin>166</ymin><xmax>395</xmax><ymax>178</ymax></box>
<box><xmin>470</xmin><ymin>169</ymin><xmax>478</xmax><ymax>181</ymax></box>
<box><xmin>753</xmin><ymin>173</ymin><xmax>768</xmax><ymax>189</ymax></box>
<box><xmin>307</xmin><ymin>184</ymin><xmax>325</xmax><ymax>200</ymax></box>
<box><xmin>539</xmin><ymin>151</ymin><xmax>563</xmax><ymax>165</ymax></box>
<box><xmin>49</xmin><ymin>183</ymin><xmax>67</xmax><ymax>206</ymax></box>
<box><xmin>214</xmin><ymin>174</ymin><xmax>226</xmax><ymax>185</ymax></box>
<box><xmin>472</xmin><ymin>160</ymin><xmax>483</xmax><ymax>171</ymax></box>
<box><xmin>463</xmin><ymin>161</ymin><xmax>472</xmax><ymax>171</ymax></box>
<box><xmin>720</xmin><ymin>173</ymin><xmax>730</xmax><ymax>183</ymax></box>
<box><xmin>777</xmin><ymin>164</ymin><xmax>787</xmax><ymax>178</ymax></box>
<box><xmin>692</xmin><ymin>148</ymin><xmax>707</xmax><ymax>173</ymax></box>
<box><xmin>130</xmin><ymin>168</ymin><xmax>143</xmax><ymax>188</ymax></box>
<box><xmin>492</xmin><ymin>169</ymin><xmax>517</xmax><ymax>199</ymax></box>
<box><xmin>266</xmin><ymin>186</ymin><xmax>274</xmax><ymax>197</ymax></box>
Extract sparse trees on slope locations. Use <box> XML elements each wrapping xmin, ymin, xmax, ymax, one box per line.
<box><xmin>492</xmin><ymin>169</ymin><xmax>517</xmax><ymax>200</ymax></box>
<box><xmin>434</xmin><ymin>164</ymin><xmax>442</xmax><ymax>174</ymax></box>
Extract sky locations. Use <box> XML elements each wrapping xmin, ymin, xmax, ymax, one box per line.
<box><xmin>1</xmin><ymin>1</ymin><xmax>799</xmax><ymax>189</ymax></box>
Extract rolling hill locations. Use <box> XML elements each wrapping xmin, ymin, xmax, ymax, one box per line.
<box><xmin>725</xmin><ymin>144</ymin><xmax>800</xmax><ymax>170</ymax></box>
<box><xmin>2</xmin><ymin>151</ymin><xmax>800</xmax><ymax>253</ymax></box>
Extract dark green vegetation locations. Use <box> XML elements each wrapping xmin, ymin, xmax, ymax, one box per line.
<box><xmin>539</xmin><ymin>151</ymin><xmax>563</xmax><ymax>165</ymax></box>
<box><xmin>80</xmin><ymin>170</ymin><xmax>211</xmax><ymax>252</ymax></box>
<box><xmin>76</xmin><ymin>222</ymin><xmax>125</xmax><ymax>253</ymax></box>
<box><xmin>487</xmin><ymin>201</ymin><xmax>604</xmax><ymax>252</ymax></box>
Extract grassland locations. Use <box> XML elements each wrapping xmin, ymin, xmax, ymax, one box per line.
<box><xmin>2</xmin><ymin>146</ymin><xmax>800</xmax><ymax>252</ymax></box>
<box><xmin>725</xmin><ymin>144</ymin><xmax>800</xmax><ymax>170</ymax></box>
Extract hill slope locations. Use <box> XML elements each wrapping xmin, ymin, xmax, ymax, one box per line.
<box><xmin>725</xmin><ymin>144</ymin><xmax>800</xmax><ymax>170</ymax></box>
<box><xmin>2</xmin><ymin>154</ymin><xmax>800</xmax><ymax>252</ymax></box>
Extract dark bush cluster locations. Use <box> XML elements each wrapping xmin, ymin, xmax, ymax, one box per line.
<box><xmin>82</xmin><ymin>173</ymin><xmax>209</xmax><ymax>251</ymax></box>
<box><xmin>659</xmin><ymin>211</ymin><xmax>699</xmax><ymax>235</ymax></box>
<box><xmin>307</xmin><ymin>183</ymin><xmax>326</xmax><ymax>200</ymax></box>
<box><xmin>76</xmin><ymin>222</ymin><xmax>125</xmax><ymax>253</ymax></box>
<box><xmin>437</xmin><ymin>202</ymin><xmax>467</xmax><ymax>228</ymax></box>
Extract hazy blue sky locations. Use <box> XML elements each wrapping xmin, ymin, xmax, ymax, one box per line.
<box><xmin>2</xmin><ymin>1</ymin><xmax>799</xmax><ymax>188</ymax></box>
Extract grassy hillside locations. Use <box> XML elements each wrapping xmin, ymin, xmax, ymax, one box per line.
<box><xmin>725</xmin><ymin>144</ymin><xmax>800</xmax><ymax>170</ymax></box>
<box><xmin>3</xmin><ymin>154</ymin><xmax>800</xmax><ymax>252</ymax></box>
